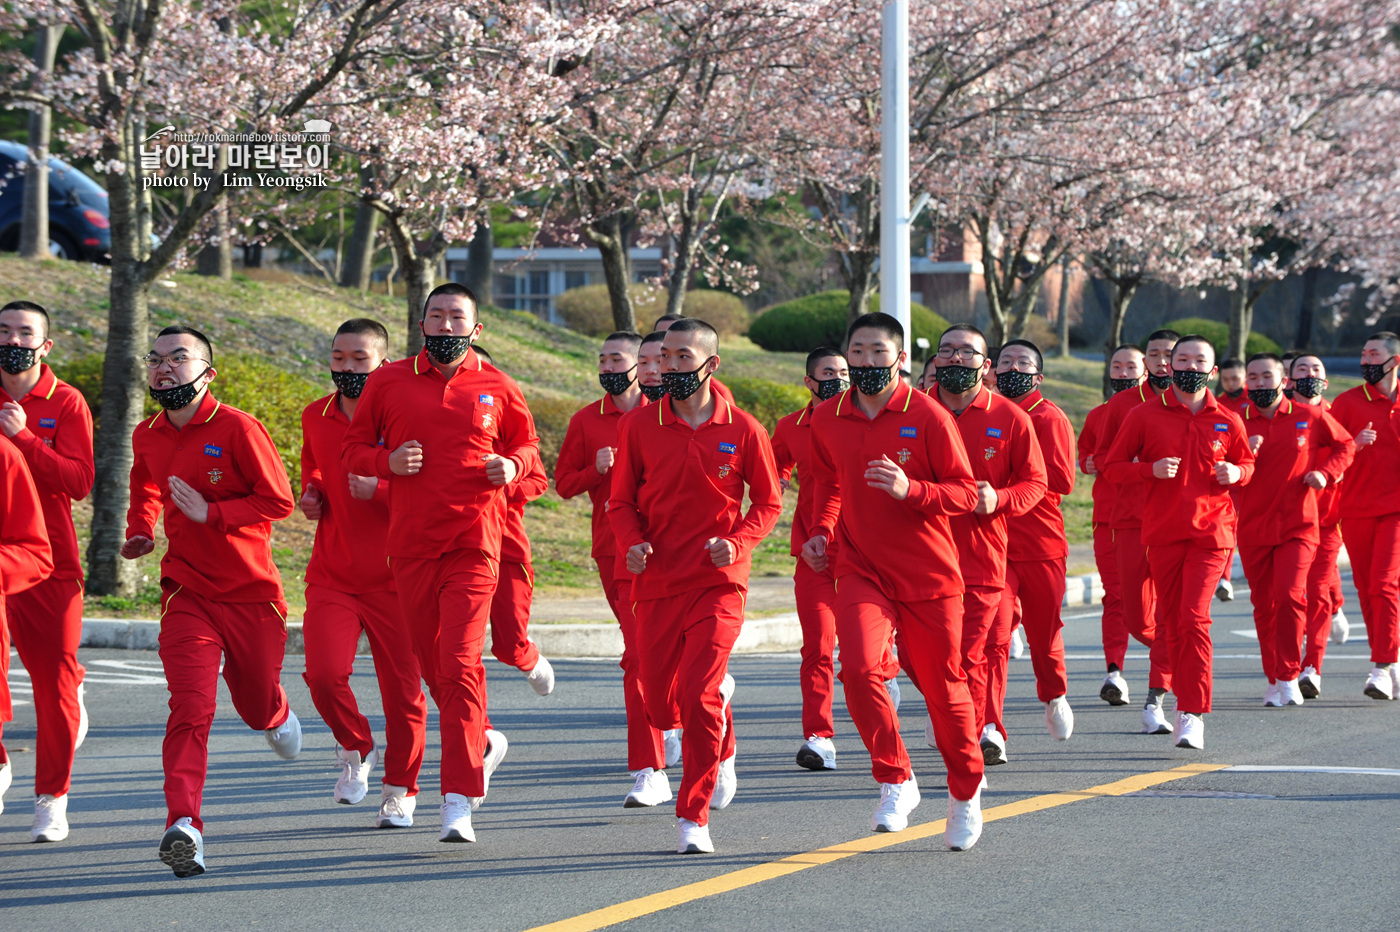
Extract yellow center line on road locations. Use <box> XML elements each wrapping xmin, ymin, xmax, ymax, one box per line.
<box><xmin>525</xmin><ymin>762</ymin><xmax>1228</xmax><ymax>932</ymax></box>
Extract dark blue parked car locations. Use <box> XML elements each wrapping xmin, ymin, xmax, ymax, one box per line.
<box><xmin>0</xmin><ymin>138</ymin><xmax>112</xmax><ymax>262</ymax></box>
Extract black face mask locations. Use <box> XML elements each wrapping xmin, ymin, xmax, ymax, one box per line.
<box><xmin>149</xmin><ymin>370</ymin><xmax>209</xmax><ymax>411</ymax></box>
<box><xmin>662</xmin><ymin>358</ymin><xmax>714</xmax><ymax>401</ymax></box>
<box><xmin>850</xmin><ymin>362</ymin><xmax>897</xmax><ymax>396</ymax></box>
<box><xmin>0</xmin><ymin>344</ymin><xmax>38</xmax><ymax>375</ymax></box>
<box><xmin>1360</xmin><ymin>359</ymin><xmax>1395</xmax><ymax>385</ymax></box>
<box><xmin>1282</xmin><ymin>387</ymin><xmax>1295</xmax><ymax>399</ymax></box>
<box><xmin>996</xmin><ymin>370</ymin><xmax>1037</xmax><ymax>399</ymax></box>
<box><xmin>599</xmin><ymin>366</ymin><xmax>637</xmax><ymax>396</ymax></box>
<box><xmin>1224</xmin><ymin>387</ymin><xmax>1244</xmax><ymax>399</ymax></box>
<box><xmin>331</xmin><ymin>370</ymin><xmax>369</xmax><ymax>399</ymax></box>
<box><xmin>813</xmin><ymin>377</ymin><xmax>849</xmax><ymax>401</ymax></box>
<box><xmin>934</xmin><ymin>364</ymin><xmax>982</xmax><ymax>396</ymax></box>
<box><xmin>1248</xmin><ymin>387</ymin><xmax>1280</xmax><ymax>408</ymax></box>
<box><xmin>1110</xmin><ymin>377</ymin><xmax>1140</xmax><ymax>394</ymax></box>
<box><xmin>1146</xmin><ymin>372</ymin><xmax>1173</xmax><ymax>391</ymax></box>
<box><xmin>421</xmin><ymin>322</ymin><xmax>474</xmax><ymax>364</ymax></box>
<box><xmin>1171</xmin><ymin>368</ymin><xmax>1211</xmax><ymax>394</ymax></box>
<box><xmin>1292</xmin><ymin>376</ymin><xmax>1325</xmax><ymax>399</ymax></box>
<box><xmin>639</xmin><ymin>383</ymin><xmax>668</xmax><ymax>401</ymax></box>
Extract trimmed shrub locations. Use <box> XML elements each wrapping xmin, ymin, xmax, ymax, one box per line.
<box><xmin>677</xmin><ymin>289</ymin><xmax>752</xmax><ymax>336</ymax></box>
<box><xmin>1161</xmin><ymin>318</ymin><xmax>1281</xmax><ymax>359</ymax></box>
<box><xmin>555</xmin><ymin>283</ymin><xmax>667</xmax><ymax>336</ymax></box>
<box><xmin>748</xmin><ymin>290</ymin><xmax>950</xmax><ymax>353</ymax></box>
<box><xmin>722</xmin><ymin>374</ymin><xmax>809</xmax><ymax>432</ymax></box>
<box><xmin>526</xmin><ymin>392</ymin><xmax>586</xmax><ymax>473</ymax></box>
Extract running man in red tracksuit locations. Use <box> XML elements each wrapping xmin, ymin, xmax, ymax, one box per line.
<box><xmin>1288</xmin><ymin>354</ymin><xmax>1351</xmax><ymax>695</ymax></box>
<box><xmin>1237</xmin><ymin>353</ymin><xmax>1353</xmax><ymax>707</ymax></box>
<box><xmin>652</xmin><ymin>314</ymin><xmax>735</xmax><ymax>403</ymax></box>
<box><xmin>985</xmin><ymin>339</ymin><xmax>1075</xmax><ymax>757</ymax></box>
<box><xmin>558</xmin><ymin>330</ymin><xmax>676</xmax><ymax>808</ymax></box>
<box><xmin>0</xmin><ymin>301</ymin><xmax>93</xmax><ymax>843</ymax></box>
<box><xmin>298</xmin><ymin>318</ymin><xmax>428</xmax><ymax>824</ymax></box>
<box><xmin>1214</xmin><ymin>357</ymin><xmax>1248</xmax><ymax>603</ymax></box>
<box><xmin>1094</xmin><ymin>329</ymin><xmax>1180</xmax><ymax>734</ymax></box>
<box><xmin>1079</xmin><ymin>344</ymin><xmax>1146</xmax><ymax>706</ymax></box>
<box><xmin>1101</xmin><ymin>334</ymin><xmax>1255</xmax><ymax>750</ymax></box>
<box><xmin>123</xmin><ymin>326</ymin><xmax>300</xmax><ymax>877</ymax></box>
<box><xmin>805</xmin><ymin>312</ymin><xmax>987</xmax><ymax>848</ymax></box>
<box><xmin>342</xmin><ymin>283</ymin><xmax>541</xmax><ymax>844</ymax></box>
<box><xmin>608</xmin><ymin>318</ymin><xmax>781</xmax><ymax>855</ymax></box>
<box><xmin>928</xmin><ymin>324</ymin><xmax>1047</xmax><ymax>766</ymax></box>
<box><xmin>0</xmin><ymin>433</ymin><xmax>53</xmax><ymax>825</ymax></box>
<box><xmin>1326</xmin><ymin>331</ymin><xmax>1400</xmax><ymax>700</ymax></box>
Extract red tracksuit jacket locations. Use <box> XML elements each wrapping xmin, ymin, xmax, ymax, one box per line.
<box><xmin>0</xmin><ymin>438</ymin><xmax>52</xmax><ymax>596</ymax></box>
<box><xmin>0</xmin><ymin>365</ymin><xmax>94</xmax><ymax>582</ymax></box>
<box><xmin>1007</xmin><ymin>389</ymin><xmax>1074</xmax><ymax>562</ymax></box>
<box><xmin>934</xmin><ymin>386</ymin><xmax>1048</xmax><ymax>589</ymax></box>
<box><xmin>1093</xmin><ymin>382</ymin><xmax>1164</xmax><ymax>530</ymax></box>
<box><xmin>809</xmin><ymin>383</ymin><xmax>978</xmax><ymax>601</ymax></box>
<box><xmin>1100</xmin><ymin>389</ymin><xmax>1256</xmax><ymax>549</ymax></box>
<box><xmin>341</xmin><ymin>348</ymin><xmax>542</xmax><ymax>561</ymax></box>
<box><xmin>1327</xmin><ymin>383</ymin><xmax>1400</xmax><ymax>519</ymax></box>
<box><xmin>608</xmin><ymin>393</ymin><xmax>782</xmax><ymax>600</ymax></box>
<box><xmin>1237</xmin><ymin>399</ymin><xmax>1353</xmax><ymax>546</ymax></box>
<box><xmin>127</xmin><ymin>391</ymin><xmax>295</xmax><ymax>602</ymax></box>
<box><xmin>1218</xmin><ymin>390</ymin><xmax>1249</xmax><ymax>418</ymax></box>
<box><xmin>771</xmin><ymin>402</ymin><xmax>840</xmax><ymax>565</ymax></box>
<box><xmin>1078</xmin><ymin>402</ymin><xmax>1116</xmax><ymax>526</ymax></box>
<box><xmin>554</xmin><ymin>393</ymin><xmax>651</xmax><ymax>567</ymax></box>
<box><xmin>301</xmin><ymin>392</ymin><xmax>393</xmax><ymax>593</ymax></box>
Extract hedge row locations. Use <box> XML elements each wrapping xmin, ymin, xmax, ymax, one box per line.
<box><xmin>1160</xmin><ymin>318</ymin><xmax>1282</xmax><ymax>359</ymax></box>
<box><xmin>748</xmin><ymin>290</ymin><xmax>951</xmax><ymax>353</ymax></box>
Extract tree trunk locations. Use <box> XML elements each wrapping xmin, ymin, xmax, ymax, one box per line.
<box><xmin>195</xmin><ymin>196</ymin><xmax>232</xmax><ymax>279</ymax></box>
<box><xmin>402</xmin><ymin>253</ymin><xmax>436</xmax><ymax>355</ymax></box>
<box><xmin>588</xmin><ymin>214</ymin><xmax>636</xmax><ymax>332</ymax></box>
<box><xmin>1007</xmin><ymin>276</ymin><xmax>1046</xmax><ymax>342</ymax></box>
<box><xmin>664</xmin><ymin>228</ymin><xmax>694</xmax><ymax>319</ymax></box>
<box><xmin>845</xmin><ymin>251</ymin><xmax>877</xmax><ymax>330</ymax></box>
<box><xmin>1293</xmin><ymin>266</ymin><xmax>1318</xmax><ymax>350</ymax></box>
<box><xmin>18</xmin><ymin>25</ymin><xmax>61</xmax><ymax>260</ymax></box>
<box><xmin>1101</xmin><ymin>279</ymin><xmax>1139</xmax><ymax>400</ymax></box>
<box><xmin>340</xmin><ymin>196</ymin><xmax>379</xmax><ymax>291</ymax></box>
<box><xmin>1056</xmin><ymin>255</ymin><xmax>1072</xmax><ymax>358</ymax></box>
<box><xmin>1227</xmin><ymin>277</ymin><xmax>1250</xmax><ymax>363</ymax></box>
<box><xmin>463</xmin><ymin>211</ymin><xmax>493</xmax><ymax>308</ymax></box>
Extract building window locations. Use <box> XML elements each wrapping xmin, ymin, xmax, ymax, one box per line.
<box><xmin>496</xmin><ymin>268</ymin><xmax>553</xmax><ymax>316</ymax></box>
<box><xmin>564</xmin><ymin>269</ymin><xmax>590</xmax><ymax>291</ymax></box>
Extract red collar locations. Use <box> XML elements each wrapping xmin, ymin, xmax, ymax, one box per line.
<box><xmin>0</xmin><ymin>363</ymin><xmax>58</xmax><ymax>404</ymax></box>
<box><xmin>835</xmin><ymin>382</ymin><xmax>915</xmax><ymax>419</ymax></box>
<box><xmin>150</xmin><ymin>389</ymin><xmax>221</xmax><ymax>430</ymax></box>
<box><xmin>657</xmin><ymin>391</ymin><xmax>733</xmax><ymax>428</ymax></box>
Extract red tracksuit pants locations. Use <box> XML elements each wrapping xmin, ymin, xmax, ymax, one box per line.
<box><xmin>1340</xmin><ymin>513</ymin><xmax>1400</xmax><ymax>665</ymax></box>
<box><xmin>391</xmin><ymin>548</ymin><xmax>496</xmax><ymax>798</ymax></box>
<box><xmin>634</xmin><ymin>585</ymin><xmax>740</xmax><ymax>826</ymax></box>
<box><xmin>1303</xmin><ymin>524</ymin><xmax>1345</xmax><ymax>671</ymax></box>
<box><xmin>598</xmin><ymin>560</ymin><xmax>665</xmax><ymax>773</ymax></box>
<box><xmin>302</xmin><ymin>584</ymin><xmax>428</xmax><ymax>793</ymax></box>
<box><xmin>0</xmin><ymin>577</ymin><xmax>85</xmax><ymax>797</ymax></box>
<box><xmin>1146</xmin><ymin>543</ymin><xmax>1231</xmax><ymax>715</ymax></box>
<box><xmin>1095</xmin><ymin>523</ymin><xmax>1130</xmax><ymax>671</ymax></box>
<box><xmin>794</xmin><ymin>560</ymin><xmax>838</xmax><ymax>739</ymax></box>
<box><xmin>158</xmin><ymin>585</ymin><xmax>291</xmax><ymax>831</ymax></box>
<box><xmin>959</xmin><ymin>585</ymin><xmax>1003</xmax><ymax>735</ymax></box>
<box><xmin>1240</xmin><ymin>539</ymin><xmax>1317</xmax><ymax>683</ymax></box>
<box><xmin>488</xmin><ymin>561</ymin><xmax>541</xmax><ymax>672</ymax></box>
<box><xmin>1115</xmin><ymin>525</ymin><xmax>1170</xmax><ymax>691</ymax></box>
<box><xmin>985</xmin><ymin>559</ymin><xmax>1070</xmax><ymax>739</ymax></box>
<box><xmin>840</xmin><ymin>574</ymin><xmax>984</xmax><ymax>801</ymax></box>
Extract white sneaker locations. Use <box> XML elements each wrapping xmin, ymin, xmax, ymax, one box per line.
<box><xmin>718</xmin><ymin>673</ymin><xmax>735</xmax><ymax>739</ymax></box>
<box><xmin>1330</xmin><ymin>610</ymin><xmax>1350</xmax><ymax>644</ymax></box>
<box><xmin>925</xmin><ymin>715</ymin><xmax>937</xmax><ymax>749</ymax></box>
<box><xmin>1216</xmin><ymin>577</ymin><xmax>1235</xmax><ymax>602</ymax></box>
<box><xmin>1277</xmin><ymin>678</ymin><xmax>1305</xmax><ymax>706</ymax></box>
<box><xmin>264</xmin><ymin>710</ymin><xmax>302</xmax><ymax>760</ymax></box>
<box><xmin>1100</xmin><ymin>670</ymin><xmax>1129</xmax><ymax>706</ymax></box>
<box><xmin>525</xmin><ymin>654</ymin><xmax>555</xmax><ymax>696</ymax></box>
<box><xmin>795</xmin><ymin>736</ymin><xmax>837</xmax><ymax>771</ymax></box>
<box><xmin>469</xmin><ymin>729</ymin><xmax>509</xmax><ymax>810</ymax></box>
<box><xmin>75</xmin><ymin>682</ymin><xmax>89</xmax><ymax>750</ymax></box>
<box><xmin>31</xmin><ymin>794</ymin><xmax>69</xmax><ymax>842</ymax></box>
<box><xmin>376</xmin><ymin>785</ymin><xmax>415</xmax><ymax>828</ymax></box>
<box><xmin>678</xmin><ymin>818</ymin><xmax>714</xmax><ymax>854</ymax></box>
<box><xmin>158</xmin><ymin>817</ymin><xmax>205</xmax><ymax>877</ymax></box>
<box><xmin>871</xmin><ymin>774</ymin><xmax>921</xmax><ymax>833</ymax></box>
<box><xmin>1010</xmin><ymin>626</ymin><xmax>1026</xmax><ymax>659</ymax></box>
<box><xmin>885</xmin><ymin>676</ymin><xmax>902</xmax><ymax>712</ymax></box>
<box><xmin>1174</xmin><ymin>711</ymin><xmax>1204</xmax><ymax>749</ymax></box>
<box><xmin>334</xmin><ymin>746</ymin><xmax>377</xmax><ymax>805</ymax></box>
<box><xmin>1363</xmin><ymin>666</ymin><xmax>1396</xmax><ymax>701</ymax></box>
<box><xmin>946</xmin><ymin>785</ymin><xmax>984</xmax><ymax>851</ymax></box>
<box><xmin>1045</xmin><ymin>696</ymin><xmax>1074</xmax><ymax>740</ymax></box>
<box><xmin>980</xmin><ymin>724</ymin><xmax>1008</xmax><ymax>765</ymax></box>
<box><xmin>710</xmin><ymin>754</ymin><xmax>737</xmax><ymax>810</ymax></box>
<box><xmin>1299</xmin><ymin>666</ymin><xmax>1322</xmax><ymax>699</ymax></box>
<box><xmin>1141</xmin><ymin>694</ymin><xmax>1171</xmax><ymax>734</ymax></box>
<box><xmin>1263</xmin><ymin>682</ymin><xmax>1283</xmax><ymax>707</ymax></box>
<box><xmin>623</xmin><ymin>768</ymin><xmax>673</xmax><ymax>808</ymax></box>
<box><xmin>439</xmin><ymin>793</ymin><xmax>475</xmax><ymax>843</ymax></box>
<box><xmin>664</xmin><ymin>729</ymin><xmax>683</xmax><ymax>767</ymax></box>
<box><xmin>1392</xmin><ymin>665</ymin><xmax>1400</xmax><ymax>698</ymax></box>
<box><xmin>0</xmin><ymin>759</ymin><xmax>10</xmax><ymax>815</ymax></box>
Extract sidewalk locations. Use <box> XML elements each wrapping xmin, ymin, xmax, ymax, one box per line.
<box><xmin>78</xmin><ymin>544</ymin><xmax>1347</xmax><ymax>658</ymax></box>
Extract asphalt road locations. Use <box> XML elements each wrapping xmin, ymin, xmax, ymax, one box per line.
<box><xmin>2</xmin><ymin>574</ymin><xmax>1397</xmax><ymax>931</ymax></box>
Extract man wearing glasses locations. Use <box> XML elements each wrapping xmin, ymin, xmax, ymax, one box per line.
<box><xmin>122</xmin><ymin>326</ymin><xmax>300</xmax><ymax>877</ymax></box>
<box><xmin>0</xmin><ymin>301</ymin><xmax>93</xmax><ymax>843</ymax></box>
<box><xmin>928</xmin><ymin>325</ymin><xmax>1047</xmax><ymax>767</ymax></box>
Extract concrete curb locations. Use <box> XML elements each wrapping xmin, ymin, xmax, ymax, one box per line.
<box><xmin>78</xmin><ymin>546</ymin><xmax>1350</xmax><ymax>658</ymax></box>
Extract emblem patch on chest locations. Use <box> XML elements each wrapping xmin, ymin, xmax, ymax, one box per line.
<box><xmin>984</xmin><ymin>446</ymin><xmax>997</xmax><ymax>460</ymax></box>
<box><xmin>897</xmin><ymin>448</ymin><xmax>912</xmax><ymax>464</ymax></box>
<box><xmin>717</xmin><ymin>463</ymin><xmax>732</xmax><ymax>479</ymax></box>
<box><xmin>482</xmin><ymin>413</ymin><xmax>493</xmax><ymax>428</ymax></box>
<box><xmin>208</xmin><ymin>468</ymin><xmax>223</xmax><ymax>484</ymax></box>
<box><xmin>1297</xmin><ymin>434</ymin><xmax>1307</xmax><ymax>448</ymax></box>
<box><xmin>1212</xmin><ymin>439</ymin><xmax>1223</xmax><ymax>452</ymax></box>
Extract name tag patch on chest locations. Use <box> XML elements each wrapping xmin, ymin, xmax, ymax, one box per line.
<box><xmin>986</xmin><ymin>427</ymin><xmax>1002</xmax><ymax>438</ymax></box>
<box><xmin>718</xmin><ymin>442</ymin><xmax>737</xmax><ymax>454</ymax></box>
<box><xmin>478</xmin><ymin>394</ymin><xmax>495</xmax><ymax>406</ymax></box>
<box><xmin>203</xmin><ymin>444</ymin><xmax>222</xmax><ymax>457</ymax></box>
<box><xmin>1296</xmin><ymin>421</ymin><xmax>1309</xmax><ymax>429</ymax></box>
<box><xmin>38</xmin><ymin>417</ymin><xmax>56</xmax><ymax>429</ymax></box>
<box><xmin>1214</xmin><ymin>423</ymin><xmax>1229</xmax><ymax>432</ymax></box>
<box><xmin>899</xmin><ymin>426</ymin><xmax>917</xmax><ymax>438</ymax></box>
